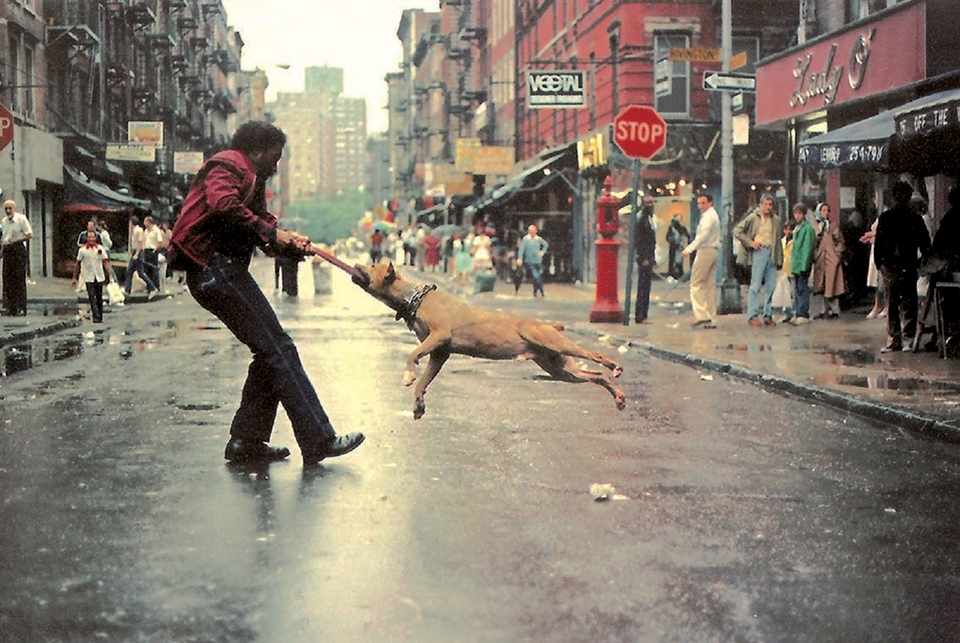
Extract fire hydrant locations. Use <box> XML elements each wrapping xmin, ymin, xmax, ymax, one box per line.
<box><xmin>590</xmin><ymin>176</ymin><xmax>624</xmax><ymax>323</ymax></box>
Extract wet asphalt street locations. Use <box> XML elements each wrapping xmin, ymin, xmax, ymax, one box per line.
<box><xmin>1</xmin><ymin>259</ymin><xmax>960</xmax><ymax>642</ymax></box>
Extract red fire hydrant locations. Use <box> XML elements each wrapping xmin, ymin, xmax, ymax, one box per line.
<box><xmin>590</xmin><ymin>177</ymin><xmax>624</xmax><ymax>323</ymax></box>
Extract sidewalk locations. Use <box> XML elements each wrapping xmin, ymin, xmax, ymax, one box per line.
<box><xmin>412</xmin><ymin>264</ymin><xmax>960</xmax><ymax>443</ymax></box>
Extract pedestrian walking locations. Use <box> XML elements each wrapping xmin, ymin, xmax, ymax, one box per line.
<box><xmin>123</xmin><ymin>215</ymin><xmax>158</xmax><ymax>297</ymax></box>
<box><xmin>72</xmin><ymin>230</ymin><xmax>112</xmax><ymax>324</ymax></box>
<box><xmin>517</xmin><ymin>224</ymin><xmax>549</xmax><ymax>297</ymax></box>
<box><xmin>683</xmin><ymin>193</ymin><xmax>721</xmax><ymax>329</ymax></box>
<box><xmin>735</xmin><ymin>192</ymin><xmax>783</xmax><ymax>327</ymax></box>
<box><xmin>423</xmin><ymin>229</ymin><xmax>442</xmax><ymax>272</ymax></box>
<box><xmin>0</xmin><ymin>199</ymin><xmax>32</xmax><ymax>316</ymax></box>
<box><xmin>402</xmin><ymin>223</ymin><xmax>418</xmax><ymax>267</ymax></box>
<box><xmin>860</xmin><ymin>214</ymin><xmax>887</xmax><ymax>319</ymax></box>
<box><xmin>143</xmin><ymin>216</ymin><xmax>163</xmax><ymax>294</ymax></box>
<box><xmin>874</xmin><ymin>181</ymin><xmax>932</xmax><ymax>352</ymax></box>
<box><xmin>666</xmin><ymin>215</ymin><xmax>689</xmax><ymax>280</ymax></box>
<box><xmin>812</xmin><ymin>203</ymin><xmax>845</xmax><ymax>319</ymax></box>
<box><xmin>369</xmin><ymin>229</ymin><xmax>384</xmax><ymax>264</ymax></box>
<box><xmin>453</xmin><ymin>233</ymin><xmax>472</xmax><ymax>284</ymax></box>
<box><xmin>169</xmin><ymin>121</ymin><xmax>364</xmax><ymax>466</ymax></box>
<box><xmin>789</xmin><ymin>202</ymin><xmax>816</xmax><ymax>325</ymax></box>
<box><xmin>771</xmin><ymin>220</ymin><xmax>795</xmax><ymax>323</ymax></box>
<box><xmin>634</xmin><ymin>196</ymin><xmax>657</xmax><ymax>323</ymax></box>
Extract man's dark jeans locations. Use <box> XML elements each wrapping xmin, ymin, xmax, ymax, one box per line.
<box><xmin>186</xmin><ymin>255</ymin><xmax>335</xmax><ymax>452</ymax></box>
<box><xmin>124</xmin><ymin>253</ymin><xmax>157</xmax><ymax>294</ymax></box>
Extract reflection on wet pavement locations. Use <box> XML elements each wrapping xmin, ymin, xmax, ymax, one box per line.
<box><xmin>1</xmin><ymin>320</ymin><xmax>184</xmax><ymax>376</ymax></box>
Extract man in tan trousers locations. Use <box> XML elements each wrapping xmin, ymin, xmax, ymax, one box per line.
<box><xmin>683</xmin><ymin>193</ymin><xmax>721</xmax><ymax>329</ymax></box>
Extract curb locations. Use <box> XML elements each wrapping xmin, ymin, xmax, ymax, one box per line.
<box><xmin>0</xmin><ymin>318</ymin><xmax>84</xmax><ymax>347</ymax></box>
<box><xmin>569</xmin><ymin>325</ymin><xmax>960</xmax><ymax>445</ymax></box>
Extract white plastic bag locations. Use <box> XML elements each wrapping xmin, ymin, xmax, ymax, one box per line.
<box><xmin>107</xmin><ymin>281</ymin><xmax>125</xmax><ymax>306</ymax></box>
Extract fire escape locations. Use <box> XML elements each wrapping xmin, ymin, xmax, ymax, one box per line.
<box><xmin>44</xmin><ymin>0</ymin><xmax>103</xmax><ymax>143</ymax></box>
<box><xmin>441</xmin><ymin>0</ymin><xmax>486</xmax><ymax>145</ymax></box>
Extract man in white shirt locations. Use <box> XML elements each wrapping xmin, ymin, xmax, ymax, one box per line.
<box><xmin>72</xmin><ymin>230</ymin><xmax>112</xmax><ymax>323</ymax></box>
<box><xmin>143</xmin><ymin>216</ymin><xmax>164</xmax><ymax>294</ymax></box>
<box><xmin>123</xmin><ymin>215</ymin><xmax>158</xmax><ymax>297</ymax></box>
<box><xmin>0</xmin><ymin>199</ymin><xmax>33</xmax><ymax>316</ymax></box>
<box><xmin>682</xmin><ymin>193</ymin><xmax>721</xmax><ymax>329</ymax></box>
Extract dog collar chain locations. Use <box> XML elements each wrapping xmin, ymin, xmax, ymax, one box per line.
<box><xmin>395</xmin><ymin>283</ymin><xmax>437</xmax><ymax>328</ymax></box>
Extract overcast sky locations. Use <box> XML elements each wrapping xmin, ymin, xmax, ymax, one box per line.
<box><xmin>221</xmin><ymin>0</ymin><xmax>432</xmax><ymax>133</ymax></box>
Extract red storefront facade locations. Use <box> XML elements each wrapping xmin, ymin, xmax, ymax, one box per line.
<box><xmin>755</xmin><ymin>0</ymin><xmax>960</xmax><ymax>299</ymax></box>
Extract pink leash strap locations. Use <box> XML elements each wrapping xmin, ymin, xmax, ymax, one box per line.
<box><xmin>306</xmin><ymin>244</ymin><xmax>362</xmax><ymax>279</ymax></box>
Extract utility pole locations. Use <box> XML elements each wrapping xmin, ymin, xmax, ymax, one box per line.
<box><xmin>718</xmin><ymin>0</ymin><xmax>742</xmax><ymax>314</ymax></box>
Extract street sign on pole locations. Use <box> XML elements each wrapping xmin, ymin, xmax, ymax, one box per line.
<box><xmin>702</xmin><ymin>71</ymin><xmax>756</xmax><ymax>92</ymax></box>
<box><xmin>0</xmin><ymin>103</ymin><xmax>14</xmax><ymax>153</ymax></box>
<box><xmin>613</xmin><ymin>104</ymin><xmax>667</xmax><ymax>326</ymax></box>
<box><xmin>612</xmin><ymin>105</ymin><xmax>667</xmax><ymax>159</ymax></box>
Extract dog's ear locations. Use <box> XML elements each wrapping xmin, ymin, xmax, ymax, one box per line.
<box><xmin>385</xmin><ymin>262</ymin><xmax>397</xmax><ymax>283</ymax></box>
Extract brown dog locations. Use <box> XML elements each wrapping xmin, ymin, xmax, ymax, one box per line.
<box><xmin>352</xmin><ymin>262</ymin><xmax>626</xmax><ymax>419</ymax></box>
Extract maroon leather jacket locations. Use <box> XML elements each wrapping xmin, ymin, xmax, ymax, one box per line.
<box><xmin>169</xmin><ymin>150</ymin><xmax>277</xmax><ymax>269</ymax></box>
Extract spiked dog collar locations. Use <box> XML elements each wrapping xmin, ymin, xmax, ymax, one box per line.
<box><xmin>395</xmin><ymin>283</ymin><xmax>437</xmax><ymax>328</ymax></box>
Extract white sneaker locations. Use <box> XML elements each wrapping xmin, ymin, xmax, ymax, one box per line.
<box><xmin>792</xmin><ymin>317</ymin><xmax>810</xmax><ymax>325</ymax></box>
<box><xmin>148</xmin><ymin>291</ymin><xmax>157</xmax><ymax>300</ymax></box>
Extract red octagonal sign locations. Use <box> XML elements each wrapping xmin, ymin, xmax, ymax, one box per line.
<box><xmin>613</xmin><ymin>105</ymin><xmax>667</xmax><ymax>159</ymax></box>
<box><xmin>0</xmin><ymin>103</ymin><xmax>13</xmax><ymax>153</ymax></box>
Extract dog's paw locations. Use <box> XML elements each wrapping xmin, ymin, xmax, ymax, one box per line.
<box><xmin>615</xmin><ymin>392</ymin><xmax>627</xmax><ymax>411</ymax></box>
<box><xmin>413</xmin><ymin>401</ymin><xmax>425</xmax><ymax>420</ymax></box>
<box><xmin>613</xmin><ymin>366</ymin><xmax>623</xmax><ymax>378</ymax></box>
<box><xmin>403</xmin><ymin>370</ymin><xmax>418</xmax><ymax>387</ymax></box>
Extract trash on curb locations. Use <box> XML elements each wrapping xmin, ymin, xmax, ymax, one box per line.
<box><xmin>617</xmin><ymin>344</ymin><xmax>629</xmax><ymax>354</ymax></box>
<box><xmin>590</xmin><ymin>483</ymin><xmax>616</xmax><ymax>501</ymax></box>
<box><xmin>700</xmin><ymin>373</ymin><xmax>714</xmax><ymax>381</ymax></box>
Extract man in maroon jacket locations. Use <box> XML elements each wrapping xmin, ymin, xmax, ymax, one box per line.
<box><xmin>170</xmin><ymin>121</ymin><xmax>364</xmax><ymax>466</ymax></box>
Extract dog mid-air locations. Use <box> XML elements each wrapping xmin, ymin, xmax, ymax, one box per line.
<box><xmin>351</xmin><ymin>262</ymin><xmax>626</xmax><ymax>419</ymax></box>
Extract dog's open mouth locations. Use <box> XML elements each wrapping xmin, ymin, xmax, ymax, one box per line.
<box><xmin>351</xmin><ymin>266</ymin><xmax>371</xmax><ymax>289</ymax></box>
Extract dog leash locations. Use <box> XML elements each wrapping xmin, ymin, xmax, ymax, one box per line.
<box><xmin>306</xmin><ymin>243</ymin><xmax>363</xmax><ymax>280</ymax></box>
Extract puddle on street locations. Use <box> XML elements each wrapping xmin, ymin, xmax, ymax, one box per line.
<box><xmin>2</xmin><ymin>333</ymin><xmax>103</xmax><ymax>376</ymax></box>
<box><xmin>1</xmin><ymin>320</ymin><xmax>184</xmax><ymax>376</ymax></box>
<box><xmin>817</xmin><ymin>373</ymin><xmax>960</xmax><ymax>396</ymax></box>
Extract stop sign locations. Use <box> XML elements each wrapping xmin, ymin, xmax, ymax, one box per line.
<box><xmin>613</xmin><ymin>105</ymin><xmax>667</xmax><ymax>159</ymax></box>
<box><xmin>0</xmin><ymin>103</ymin><xmax>12</xmax><ymax>153</ymax></box>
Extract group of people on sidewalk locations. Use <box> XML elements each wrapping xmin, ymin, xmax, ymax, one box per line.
<box><xmin>634</xmin><ymin>180</ymin><xmax>953</xmax><ymax>355</ymax></box>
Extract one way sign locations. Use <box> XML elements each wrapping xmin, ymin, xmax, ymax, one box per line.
<box><xmin>702</xmin><ymin>71</ymin><xmax>756</xmax><ymax>92</ymax></box>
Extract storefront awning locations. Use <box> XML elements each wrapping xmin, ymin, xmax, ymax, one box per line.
<box><xmin>63</xmin><ymin>166</ymin><xmax>151</xmax><ymax>213</ymax></box>
<box><xmin>892</xmin><ymin>88</ymin><xmax>960</xmax><ymax>175</ymax></box>
<box><xmin>895</xmin><ymin>88</ymin><xmax>960</xmax><ymax>140</ymax></box>
<box><xmin>797</xmin><ymin>111</ymin><xmax>894</xmax><ymax>170</ymax></box>
<box><xmin>466</xmin><ymin>145</ymin><xmax>573</xmax><ymax>218</ymax></box>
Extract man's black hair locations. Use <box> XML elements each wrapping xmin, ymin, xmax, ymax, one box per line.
<box><xmin>698</xmin><ymin>193</ymin><xmax>713</xmax><ymax>203</ymax></box>
<box><xmin>230</xmin><ymin>121</ymin><xmax>287</xmax><ymax>155</ymax></box>
<box><xmin>892</xmin><ymin>180</ymin><xmax>913</xmax><ymax>205</ymax></box>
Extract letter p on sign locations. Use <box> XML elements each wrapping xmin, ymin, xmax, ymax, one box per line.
<box><xmin>613</xmin><ymin>105</ymin><xmax>668</xmax><ymax>159</ymax></box>
<box><xmin>0</xmin><ymin>103</ymin><xmax>14</xmax><ymax>153</ymax></box>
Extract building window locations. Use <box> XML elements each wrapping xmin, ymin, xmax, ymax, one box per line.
<box><xmin>23</xmin><ymin>45</ymin><xmax>34</xmax><ymax>119</ymax></box>
<box><xmin>654</xmin><ymin>33</ymin><xmax>690</xmax><ymax>118</ymax></box>
<box><xmin>8</xmin><ymin>34</ymin><xmax>20</xmax><ymax>114</ymax></box>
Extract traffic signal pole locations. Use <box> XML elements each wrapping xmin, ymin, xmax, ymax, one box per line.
<box><xmin>622</xmin><ymin>159</ymin><xmax>640</xmax><ymax>325</ymax></box>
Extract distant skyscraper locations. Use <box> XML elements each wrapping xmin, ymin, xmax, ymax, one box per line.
<box><xmin>305</xmin><ymin>66</ymin><xmax>344</xmax><ymax>95</ymax></box>
<box><xmin>270</xmin><ymin>66</ymin><xmax>366</xmax><ymax>202</ymax></box>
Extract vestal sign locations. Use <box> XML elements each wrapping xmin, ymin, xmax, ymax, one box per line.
<box><xmin>526</xmin><ymin>71</ymin><xmax>585</xmax><ymax>108</ymax></box>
